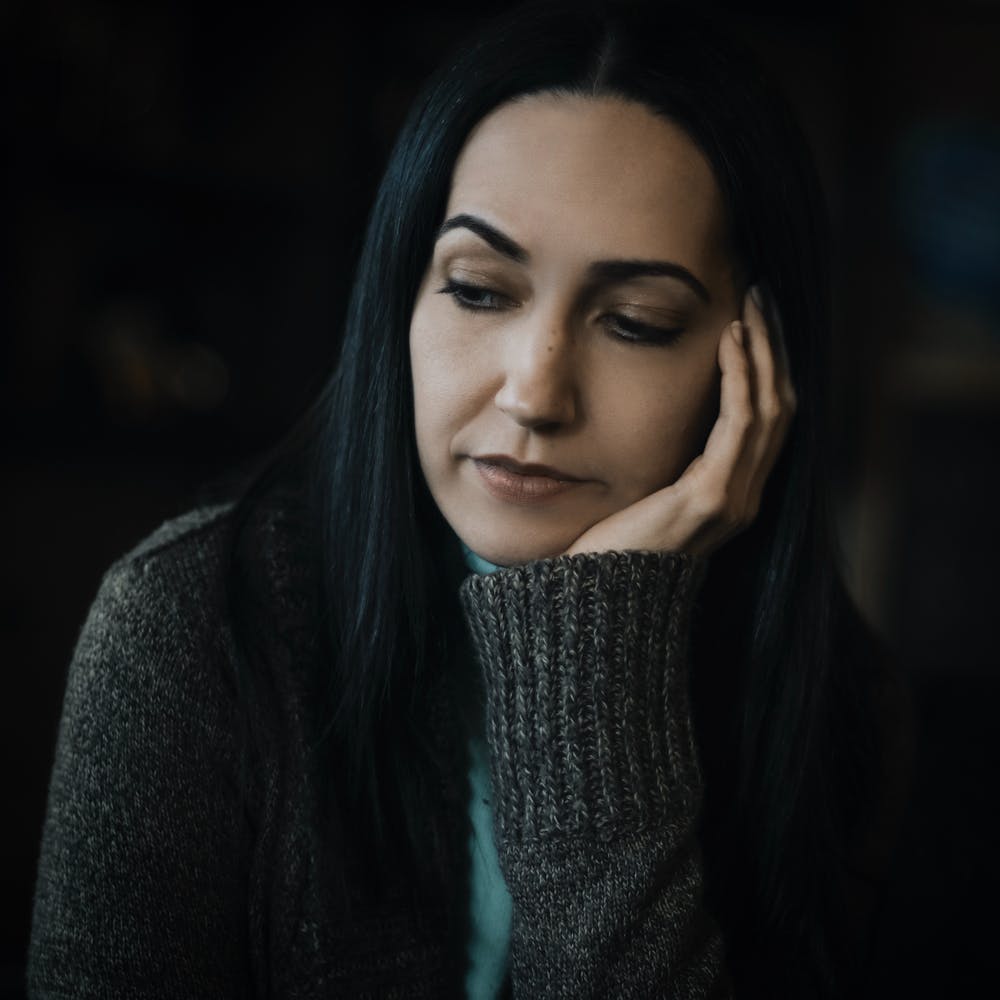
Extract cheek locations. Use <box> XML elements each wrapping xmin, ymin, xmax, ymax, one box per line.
<box><xmin>410</xmin><ymin>317</ymin><xmax>448</xmax><ymax>463</ymax></box>
<box><xmin>409</xmin><ymin>298</ymin><xmax>484</xmax><ymax>462</ymax></box>
<box><xmin>602</xmin><ymin>354</ymin><xmax>720</xmax><ymax>497</ymax></box>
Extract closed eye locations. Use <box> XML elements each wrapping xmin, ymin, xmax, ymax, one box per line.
<box><xmin>437</xmin><ymin>279</ymin><xmax>511</xmax><ymax>312</ymax></box>
<box><xmin>602</xmin><ymin>313</ymin><xmax>685</xmax><ymax>346</ymax></box>
<box><xmin>437</xmin><ymin>280</ymin><xmax>684</xmax><ymax>346</ymax></box>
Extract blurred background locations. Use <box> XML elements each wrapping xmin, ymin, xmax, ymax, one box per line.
<box><xmin>2</xmin><ymin>0</ymin><xmax>999</xmax><ymax>994</ymax></box>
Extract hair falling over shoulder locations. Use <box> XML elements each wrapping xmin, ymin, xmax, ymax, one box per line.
<box><xmin>223</xmin><ymin>3</ymin><xmax>889</xmax><ymax>995</ymax></box>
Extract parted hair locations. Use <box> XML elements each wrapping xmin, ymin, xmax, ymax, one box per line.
<box><xmin>225</xmin><ymin>2</ymin><xmax>884</xmax><ymax>997</ymax></box>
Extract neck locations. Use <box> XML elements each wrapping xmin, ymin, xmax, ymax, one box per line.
<box><xmin>461</xmin><ymin>542</ymin><xmax>501</xmax><ymax>575</ymax></box>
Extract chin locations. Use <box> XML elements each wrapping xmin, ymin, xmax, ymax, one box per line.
<box><xmin>458</xmin><ymin>523</ymin><xmax>574</xmax><ymax>568</ymax></box>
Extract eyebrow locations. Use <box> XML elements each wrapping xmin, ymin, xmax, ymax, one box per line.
<box><xmin>437</xmin><ymin>213</ymin><xmax>528</xmax><ymax>263</ymax></box>
<box><xmin>435</xmin><ymin>212</ymin><xmax>711</xmax><ymax>303</ymax></box>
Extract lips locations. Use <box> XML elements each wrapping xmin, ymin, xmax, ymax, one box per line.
<box><xmin>471</xmin><ymin>454</ymin><xmax>586</xmax><ymax>504</ymax></box>
<box><xmin>474</xmin><ymin>454</ymin><xmax>582</xmax><ymax>481</ymax></box>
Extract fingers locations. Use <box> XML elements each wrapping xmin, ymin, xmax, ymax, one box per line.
<box><xmin>566</xmin><ymin>285</ymin><xmax>799</xmax><ymax>560</ymax></box>
<box><xmin>682</xmin><ymin>320</ymin><xmax>754</xmax><ymax>521</ymax></box>
<box><xmin>682</xmin><ymin>286</ymin><xmax>796</xmax><ymax>535</ymax></box>
<box><xmin>700</xmin><ymin>322</ymin><xmax>752</xmax><ymax>467</ymax></box>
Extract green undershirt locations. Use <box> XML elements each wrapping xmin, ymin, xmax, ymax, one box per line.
<box><xmin>459</xmin><ymin>543</ymin><xmax>513</xmax><ymax>999</ymax></box>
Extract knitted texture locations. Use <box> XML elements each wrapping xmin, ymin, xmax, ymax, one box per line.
<box><xmin>28</xmin><ymin>504</ymin><xmax>461</xmax><ymax>999</ymax></box>
<box><xmin>28</xmin><ymin>505</ymin><xmax>733</xmax><ymax>998</ymax></box>
<box><xmin>460</xmin><ymin>552</ymin><xmax>731</xmax><ymax>999</ymax></box>
<box><xmin>28</xmin><ymin>506</ymin><xmax>255</xmax><ymax>998</ymax></box>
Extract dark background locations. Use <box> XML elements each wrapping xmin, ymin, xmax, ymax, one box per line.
<box><xmin>3</xmin><ymin>0</ymin><xmax>1000</xmax><ymax>993</ymax></box>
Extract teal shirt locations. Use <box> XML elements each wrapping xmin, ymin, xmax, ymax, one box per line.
<box><xmin>459</xmin><ymin>544</ymin><xmax>513</xmax><ymax>999</ymax></box>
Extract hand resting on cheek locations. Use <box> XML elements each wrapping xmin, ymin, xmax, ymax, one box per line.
<box><xmin>564</xmin><ymin>284</ymin><xmax>797</xmax><ymax>559</ymax></box>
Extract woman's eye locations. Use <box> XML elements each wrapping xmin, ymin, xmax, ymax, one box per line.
<box><xmin>604</xmin><ymin>313</ymin><xmax>685</xmax><ymax>346</ymax></box>
<box><xmin>437</xmin><ymin>279</ymin><xmax>509</xmax><ymax>312</ymax></box>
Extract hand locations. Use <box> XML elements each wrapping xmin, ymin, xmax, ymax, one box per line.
<box><xmin>563</xmin><ymin>285</ymin><xmax>797</xmax><ymax>559</ymax></box>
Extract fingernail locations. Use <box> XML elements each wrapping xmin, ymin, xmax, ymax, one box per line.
<box><xmin>731</xmin><ymin>320</ymin><xmax>744</xmax><ymax>346</ymax></box>
<box><xmin>749</xmin><ymin>284</ymin><xmax>764</xmax><ymax>309</ymax></box>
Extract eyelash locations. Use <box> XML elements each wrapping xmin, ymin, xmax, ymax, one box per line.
<box><xmin>438</xmin><ymin>279</ymin><xmax>509</xmax><ymax>312</ymax></box>
<box><xmin>436</xmin><ymin>279</ymin><xmax>685</xmax><ymax>346</ymax></box>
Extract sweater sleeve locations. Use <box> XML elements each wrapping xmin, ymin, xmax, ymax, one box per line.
<box><xmin>458</xmin><ymin>550</ymin><xmax>731</xmax><ymax>1000</ymax></box>
<box><xmin>27</xmin><ymin>550</ymin><xmax>251</xmax><ymax>999</ymax></box>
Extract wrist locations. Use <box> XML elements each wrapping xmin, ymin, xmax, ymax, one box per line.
<box><xmin>459</xmin><ymin>550</ymin><xmax>708</xmax><ymax>845</ymax></box>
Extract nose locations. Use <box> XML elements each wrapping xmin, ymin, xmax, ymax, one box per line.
<box><xmin>493</xmin><ymin>317</ymin><xmax>578</xmax><ymax>430</ymax></box>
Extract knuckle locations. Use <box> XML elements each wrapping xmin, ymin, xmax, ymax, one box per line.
<box><xmin>695</xmin><ymin>489</ymin><xmax>727</xmax><ymax>522</ymax></box>
<box><xmin>758</xmin><ymin>398</ymin><xmax>781</xmax><ymax>426</ymax></box>
<box><xmin>732</xmin><ymin>411</ymin><xmax>754</xmax><ymax>440</ymax></box>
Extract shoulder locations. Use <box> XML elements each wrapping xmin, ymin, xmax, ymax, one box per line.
<box><xmin>100</xmin><ymin>500</ymin><xmax>234</xmax><ymax>598</ymax></box>
<box><xmin>121</xmin><ymin>501</ymin><xmax>234</xmax><ymax>566</ymax></box>
<box><xmin>71</xmin><ymin>487</ymin><xmax>317</xmax><ymax>715</ymax></box>
<box><xmin>76</xmin><ymin>502</ymin><xmax>236</xmax><ymax>665</ymax></box>
<box><xmin>84</xmin><ymin>490</ymin><xmax>310</xmax><ymax>652</ymax></box>
<box><xmin>60</xmin><ymin>503</ymin><xmax>246</xmax><ymax>749</ymax></box>
<box><xmin>55</xmin><ymin>490</ymin><xmax>320</xmax><ymax>800</ymax></box>
<box><xmin>31</xmin><ymin>503</ymin><xmax>265</xmax><ymax>996</ymax></box>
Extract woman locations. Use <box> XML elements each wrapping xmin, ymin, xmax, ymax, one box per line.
<box><xmin>28</xmin><ymin>1</ymin><xmax>912</xmax><ymax>997</ymax></box>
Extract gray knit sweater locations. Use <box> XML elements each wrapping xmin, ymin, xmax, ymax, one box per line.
<box><xmin>27</xmin><ymin>500</ymin><xmax>733</xmax><ymax>998</ymax></box>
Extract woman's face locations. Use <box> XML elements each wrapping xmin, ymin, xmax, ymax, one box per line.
<box><xmin>409</xmin><ymin>93</ymin><xmax>741</xmax><ymax>566</ymax></box>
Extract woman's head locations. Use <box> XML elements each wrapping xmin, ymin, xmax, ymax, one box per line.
<box><xmin>233</xmin><ymin>3</ymin><xmax>854</xmax><ymax>993</ymax></box>
<box><xmin>410</xmin><ymin>93</ymin><xmax>743</xmax><ymax>566</ymax></box>
<box><xmin>336</xmin><ymin>0</ymin><xmax>830</xmax><ymax>568</ymax></box>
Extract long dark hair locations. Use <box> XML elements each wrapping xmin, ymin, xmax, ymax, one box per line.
<box><xmin>226</xmin><ymin>2</ymin><xmax>882</xmax><ymax>996</ymax></box>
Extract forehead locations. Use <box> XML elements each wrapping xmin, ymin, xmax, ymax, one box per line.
<box><xmin>446</xmin><ymin>93</ymin><xmax>728</xmax><ymax>267</ymax></box>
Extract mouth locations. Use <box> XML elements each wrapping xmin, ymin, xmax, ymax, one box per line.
<box><xmin>473</xmin><ymin>454</ymin><xmax>582</xmax><ymax>481</ymax></box>
<box><xmin>471</xmin><ymin>454</ymin><xmax>586</xmax><ymax>504</ymax></box>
